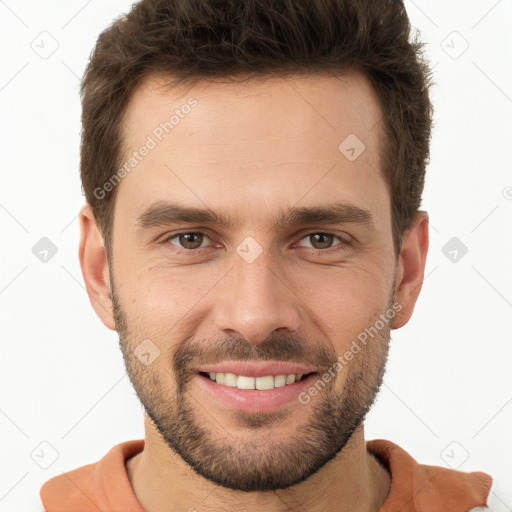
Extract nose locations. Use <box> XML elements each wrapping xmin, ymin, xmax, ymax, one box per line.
<box><xmin>213</xmin><ymin>246</ymin><xmax>301</xmax><ymax>344</ymax></box>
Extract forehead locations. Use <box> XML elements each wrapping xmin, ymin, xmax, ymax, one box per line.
<box><xmin>116</xmin><ymin>71</ymin><xmax>389</xmax><ymax>228</ymax></box>
<box><xmin>122</xmin><ymin>70</ymin><xmax>384</xmax><ymax>153</ymax></box>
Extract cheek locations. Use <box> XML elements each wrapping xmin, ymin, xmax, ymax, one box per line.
<box><xmin>118</xmin><ymin>265</ymin><xmax>215</xmax><ymax>343</ymax></box>
<box><xmin>296</xmin><ymin>263</ymin><xmax>392</xmax><ymax>341</ymax></box>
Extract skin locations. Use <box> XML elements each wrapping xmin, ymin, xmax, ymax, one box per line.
<box><xmin>79</xmin><ymin>71</ymin><xmax>429</xmax><ymax>511</ymax></box>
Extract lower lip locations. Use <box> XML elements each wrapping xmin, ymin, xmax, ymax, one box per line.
<box><xmin>194</xmin><ymin>372</ymin><xmax>318</xmax><ymax>413</ymax></box>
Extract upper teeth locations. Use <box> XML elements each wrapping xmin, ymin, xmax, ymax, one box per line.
<box><xmin>209</xmin><ymin>372</ymin><xmax>305</xmax><ymax>390</ymax></box>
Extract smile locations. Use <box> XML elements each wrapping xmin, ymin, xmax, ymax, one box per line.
<box><xmin>200</xmin><ymin>371</ymin><xmax>313</xmax><ymax>390</ymax></box>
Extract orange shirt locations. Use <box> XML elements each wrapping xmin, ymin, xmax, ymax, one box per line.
<box><xmin>40</xmin><ymin>439</ymin><xmax>492</xmax><ymax>511</ymax></box>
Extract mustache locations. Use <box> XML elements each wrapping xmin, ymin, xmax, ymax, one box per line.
<box><xmin>173</xmin><ymin>332</ymin><xmax>338</xmax><ymax>377</ymax></box>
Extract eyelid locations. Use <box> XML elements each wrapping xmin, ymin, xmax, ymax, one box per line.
<box><xmin>294</xmin><ymin>228</ymin><xmax>353</xmax><ymax>242</ymax></box>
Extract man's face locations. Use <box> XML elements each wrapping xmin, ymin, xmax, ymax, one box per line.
<box><xmin>109</xmin><ymin>72</ymin><xmax>398</xmax><ymax>491</ymax></box>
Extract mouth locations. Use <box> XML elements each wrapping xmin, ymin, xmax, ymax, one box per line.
<box><xmin>193</xmin><ymin>361</ymin><xmax>320</xmax><ymax>413</ymax></box>
<box><xmin>198</xmin><ymin>370</ymin><xmax>316</xmax><ymax>390</ymax></box>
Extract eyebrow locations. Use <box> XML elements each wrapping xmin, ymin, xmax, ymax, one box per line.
<box><xmin>135</xmin><ymin>200</ymin><xmax>375</xmax><ymax>232</ymax></box>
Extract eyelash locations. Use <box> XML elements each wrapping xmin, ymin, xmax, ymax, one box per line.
<box><xmin>160</xmin><ymin>231</ymin><xmax>351</xmax><ymax>256</ymax></box>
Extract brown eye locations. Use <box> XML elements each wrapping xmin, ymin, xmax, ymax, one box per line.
<box><xmin>166</xmin><ymin>232</ymin><xmax>209</xmax><ymax>251</ymax></box>
<box><xmin>178</xmin><ymin>233</ymin><xmax>205</xmax><ymax>249</ymax></box>
<box><xmin>310</xmin><ymin>233</ymin><xmax>333</xmax><ymax>249</ymax></box>
<box><xmin>297</xmin><ymin>232</ymin><xmax>346</xmax><ymax>251</ymax></box>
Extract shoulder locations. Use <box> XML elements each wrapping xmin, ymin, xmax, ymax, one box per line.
<box><xmin>40</xmin><ymin>462</ymin><xmax>100</xmax><ymax>512</ymax></box>
<box><xmin>367</xmin><ymin>439</ymin><xmax>492</xmax><ymax>511</ymax></box>
<box><xmin>40</xmin><ymin>440</ymin><xmax>144</xmax><ymax>512</ymax></box>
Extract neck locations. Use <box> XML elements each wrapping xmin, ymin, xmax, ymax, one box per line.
<box><xmin>126</xmin><ymin>416</ymin><xmax>390</xmax><ymax>512</ymax></box>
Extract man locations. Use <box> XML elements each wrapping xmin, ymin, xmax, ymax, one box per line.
<box><xmin>40</xmin><ymin>0</ymin><xmax>492</xmax><ymax>510</ymax></box>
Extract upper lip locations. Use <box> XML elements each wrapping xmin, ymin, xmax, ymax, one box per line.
<box><xmin>196</xmin><ymin>361</ymin><xmax>318</xmax><ymax>378</ymax></box>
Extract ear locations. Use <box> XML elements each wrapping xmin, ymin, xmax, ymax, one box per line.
<box><xmin>391</xmin><ymin>211</ymin><xmax>429</xmax><ymax>329</ymax></box>
<box><xmin>78</xmin><ymin>204</ymin><xmax>116</xmax><ymax>330</ymax></box>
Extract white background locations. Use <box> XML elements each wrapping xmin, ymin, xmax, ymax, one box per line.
<box><xmin>1</xmin><ymin>1</ymin><xmax>511</xmax><ymax>510</ymax></box>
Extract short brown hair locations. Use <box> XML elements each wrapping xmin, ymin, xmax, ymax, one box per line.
<box><xmin>80</xmin><ymin>0</ymin><xmax>434</xmax><ymax>256</ymax></box>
